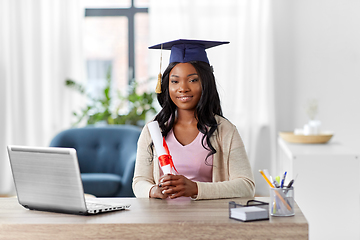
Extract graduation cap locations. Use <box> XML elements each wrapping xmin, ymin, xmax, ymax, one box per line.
<box><xmin>149</xmin><ymin>39</ymin><xmax>229</xmax><ymax>93</ymax></box>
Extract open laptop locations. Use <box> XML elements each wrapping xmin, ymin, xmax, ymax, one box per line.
<box><xmin>7</xmin><ymin>145</ymin><xmax>130</xmax><ymax>215</ymax></box>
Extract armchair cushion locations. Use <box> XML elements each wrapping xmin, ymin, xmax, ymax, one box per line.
<box><xmin>81</xmin><ymin>173</ymin><xmax>121</xmax><ymax>197</ymax></box>
<box><xmin>50</xmin><ymin>125</ymin><xmax>141</xmax><ymax>197</ymax></box>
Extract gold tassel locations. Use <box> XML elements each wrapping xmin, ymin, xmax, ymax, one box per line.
<box><xmin>155</xmin><ymin>44</ymin><xmax>163</xmax><ymax>93</ymax></box>
<box><xmin>155</xmin><ymin>73</ymin><xmax>162</xmax><ymax>93</ymax></box>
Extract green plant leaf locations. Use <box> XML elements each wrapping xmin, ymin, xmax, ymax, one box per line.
<box><xmin>65</xmin><ymin>66</ymin><xmax>156</xmax><ymax>127</ymax></box>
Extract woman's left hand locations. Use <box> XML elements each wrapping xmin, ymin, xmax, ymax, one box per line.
<box><xmin>158</xmin><ymin>174</ymin><xmax>198</xmax><ymax>199</ymax></box>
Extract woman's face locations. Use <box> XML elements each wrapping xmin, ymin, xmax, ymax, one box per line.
<box><xmin>169</xmin><ymin>62</ymin><xmax>202</xmax><ymax>112</ymax></box>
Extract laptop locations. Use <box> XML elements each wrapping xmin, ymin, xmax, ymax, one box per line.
<box><xmin>7</xmin><ymin>145</ymin><xmax>131</xmax><ymax>215</ymax></box>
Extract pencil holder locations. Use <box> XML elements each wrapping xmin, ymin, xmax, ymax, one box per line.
<box><xmin>269</xmin><ymin>187</ymin><xmax>294</xmax><ymax>217</ymax></box>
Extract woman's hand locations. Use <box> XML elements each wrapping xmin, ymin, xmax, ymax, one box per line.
<box><xmin>149</xmin><ymin>185</ymin><xmax>170</xmax><ymax>199</ymax></box>
<box><xmin>158</xmin><ymin>174</ymin><xmax>198</xmax><ymax>199</ymax></box>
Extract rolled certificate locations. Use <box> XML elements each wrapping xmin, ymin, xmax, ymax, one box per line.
<box><xmin>148</xmin><ymin>121</ymin><xmax>177</xmax><ymax>175</ymax></box>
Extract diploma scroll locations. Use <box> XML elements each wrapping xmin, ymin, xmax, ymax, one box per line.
<box><xmin>148</xmin><ymin>121</ymin><xmax>177</xmax><ymax>175</ymax></box>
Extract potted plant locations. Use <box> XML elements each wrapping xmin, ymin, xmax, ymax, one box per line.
<box><xmin>65</xmin><ymin>68</ymin><xmax>157</xmax><ymax>127</ymax></box>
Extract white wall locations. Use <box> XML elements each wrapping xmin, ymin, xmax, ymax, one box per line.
<box><xmin>273</xmin><ymin>0</ymin><xmax>360</xmax><ymax>150</ymax></box>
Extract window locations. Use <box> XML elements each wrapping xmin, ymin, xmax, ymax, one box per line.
<box><xmin>83</xmin><ymin>0</ymin><xmax>149</xmax><ymax>99</ymax></box>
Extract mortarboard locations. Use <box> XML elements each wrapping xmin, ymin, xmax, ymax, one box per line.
<box><xmin>149</xmin><ymin>39</ymin><xmax>229</xmax><ymax>93</ymax></box>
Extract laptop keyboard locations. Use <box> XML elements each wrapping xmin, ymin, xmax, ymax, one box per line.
<box><xmin>86</xmin><ymin>202</ymin><xmax>108</xmax><ymax>209</ymax></box>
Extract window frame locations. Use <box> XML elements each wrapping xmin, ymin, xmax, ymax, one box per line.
<box><xmin>85</xmin><ymin>0</ymin><xmax>148</xmax><ymax>83</ymax></box>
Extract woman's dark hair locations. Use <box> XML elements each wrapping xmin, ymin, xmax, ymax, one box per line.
<box><xmin>153</xmin><ymin>61</ymin><xmax>223</xmax><ymax>161</ymax></box>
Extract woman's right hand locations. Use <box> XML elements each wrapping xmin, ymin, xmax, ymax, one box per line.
<box><xmin>149</xmin><ymin>185</ymin><xmax>169</xmax><ymax>199</ymax></box>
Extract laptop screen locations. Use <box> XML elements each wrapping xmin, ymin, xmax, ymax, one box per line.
<box><xmin>7</xmin><ymin>146</ymin><xmax>87</xmax><ymax>214</ymax></box>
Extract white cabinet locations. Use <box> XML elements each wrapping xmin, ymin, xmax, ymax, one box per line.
<box><xmin>277</xmin><ymin>138</ymin><xmax>360</xmax><ymax>240</ymax></box>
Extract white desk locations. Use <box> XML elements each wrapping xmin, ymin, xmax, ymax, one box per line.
<box><xmin>277</xmin><ymin>137</ymin><xmax>360</xmax><ymax>240</ymax></box>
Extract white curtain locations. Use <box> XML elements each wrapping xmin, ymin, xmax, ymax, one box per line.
<box><xmin>148</xmin><ymin>0</ymin><xmax>275</xmax><ymax>196</ymax></box>
<box><xmin>0</xmin><ymin>0</ymin><xmax>84</xmax><ymax>195</ymax></box>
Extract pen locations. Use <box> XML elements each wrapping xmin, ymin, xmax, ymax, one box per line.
<box><xmin>287</xmin><ymin>174</ymin><xmax>298</xmax><ymax>188</ymax></box>
<box><xmin>287</xmin><ymin>179</ymin><xmax>295</xmax><ymax>188</ymax></box>
<box><xmin>273</xmin><ymin>180</ymin><xmax>280</xmax><ymax>188</ymax></box>
<box><xmin>280</xmin><ymin>171</ymin><xmax>287</xmax><ymax>188</ymax></box>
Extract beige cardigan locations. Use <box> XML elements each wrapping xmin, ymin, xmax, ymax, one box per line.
<box><xmin>132</xmin><ymin>115</ymin><xmax>255</xmax><ymax>200</ymax></box>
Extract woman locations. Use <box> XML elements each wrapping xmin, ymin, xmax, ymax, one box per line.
<box><xmin>132</xmin><ymin>39</ymin><xmax>255</xmax><ymax>200</ymax></box>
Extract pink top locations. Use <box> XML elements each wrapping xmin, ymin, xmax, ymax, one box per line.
<box><xmin>163</xmin><ymin>129</ymin><xmax>213</xmax><ymax>182</ymax></box>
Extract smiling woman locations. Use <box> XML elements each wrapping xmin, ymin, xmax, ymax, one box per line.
<box><xmin>132</xmin><ymin>39</ymin><xmax>255</xmax><ymax>200</ymax></box>
<box><xmin>147</xmin><ymin>1</ymin><xmax>275</xmax><ymax>197</ymax></box>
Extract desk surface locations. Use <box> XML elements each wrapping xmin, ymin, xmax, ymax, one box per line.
<box><xmin>0</xmin><ymin>197</ymin><xmax>308</xmax><ymax>240</ymax></box>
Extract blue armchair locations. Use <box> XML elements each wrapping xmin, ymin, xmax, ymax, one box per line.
<box><xmin>49</xmin><ymin>125</ymin><xmax>141</xmax><ymax>197</ymax></box>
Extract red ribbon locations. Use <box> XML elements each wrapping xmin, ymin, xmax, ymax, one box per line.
<box><xmin>159</xmin><ymin>137</ymin><xmax>178</xmax><ymax>174</ymax></box>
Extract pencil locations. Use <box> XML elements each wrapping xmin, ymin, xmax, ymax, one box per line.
<box><xmin>259</xmin><ymin>170</ymin><xmax>274</xmax><ymax>188</ymax></box>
